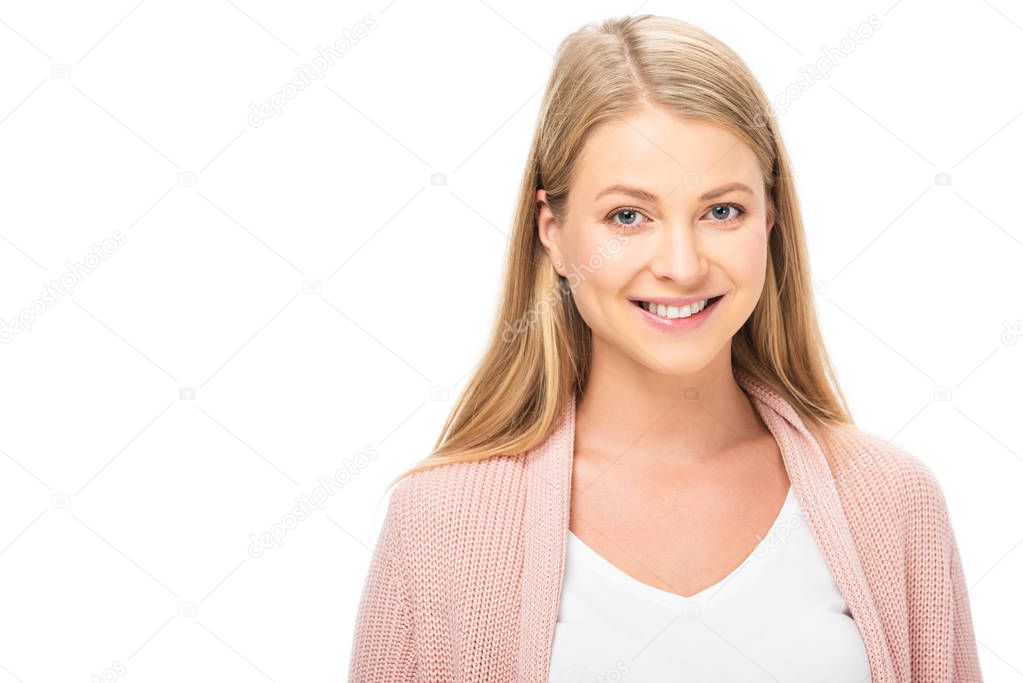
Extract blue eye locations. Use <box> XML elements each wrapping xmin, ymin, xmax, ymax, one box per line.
<box><xmin>706</xmin><ymin>203</ymin><xmax>746</xmax><ymax>223</ymax></box>
<box><xmin>603</xmin><ymin>203</ymin><xmax>747</xmax><ymax>230</ymax></box>
<box><xmin>604</xmin><ymin>208</ymin><xmax>651</xmax><ymax>230</ymax></box>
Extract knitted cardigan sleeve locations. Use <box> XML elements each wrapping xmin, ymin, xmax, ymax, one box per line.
<box><xmin>348</xmin><ymin>483</ymin><xmax>417</xmax><ymax>681</ymax></box>
<box><xmin>951</xmin><ymin>539</ymin><xmax>982</xmax><ymax>679</ymax></box>
<box><xmin>903</xmin><ymin>456</ymin><xmax>983</xmax><ymax>681</ymax></box>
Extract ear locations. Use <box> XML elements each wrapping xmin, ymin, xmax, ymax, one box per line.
<box><xmin>765</xmin><ymin>202</ymin><xmax>776</xmax><ymax>236</ymax></box>
<box><xmin>535</xmin><ymin>188</ymin><xmax>564</xmax><ymax>274</ymax></box>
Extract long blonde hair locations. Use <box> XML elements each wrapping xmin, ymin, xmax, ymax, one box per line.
<box><xmin>385</xmin><ymin>14</ymin><xmax>853</xmax><ymax>495</ymax></box>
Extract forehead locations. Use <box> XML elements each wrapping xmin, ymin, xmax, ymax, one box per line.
<box><xmin>573</xmin><ymin>106</ymin><xmax>762</xmax><ymax>201</ymax></box>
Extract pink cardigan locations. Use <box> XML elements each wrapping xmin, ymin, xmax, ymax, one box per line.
<box><xmin>348</xmin><ymin>368</ymin><xmax>983</xmax><ymax>681</ymax></box>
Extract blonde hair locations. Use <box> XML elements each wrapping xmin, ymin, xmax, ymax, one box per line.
<box><xmin>385</xmin><ymin>14</ymin><xmax>853</xmax><ymax>495</ymax></box>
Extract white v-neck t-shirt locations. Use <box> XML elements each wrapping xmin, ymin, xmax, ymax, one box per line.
<box><xmin>548</xmin><ymin>485</ymin><xmax>871</xmax><ymax>682</ymax></box>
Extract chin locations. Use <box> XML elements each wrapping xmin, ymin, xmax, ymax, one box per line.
<box><xmin>627</xmin><ymin>342</ymin><xmax>718</xmax><ymax>375</ymax></box>
<box><xmin>654</xmin><ymin>354</ymin><xmax>716</xmax><ymax>377</ymax></box>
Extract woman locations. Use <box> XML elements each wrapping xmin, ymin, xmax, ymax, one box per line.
<box><xmin>348</xmin><ymin>14</ymin><xmax>982</xmax><ymax>682</ymax></box>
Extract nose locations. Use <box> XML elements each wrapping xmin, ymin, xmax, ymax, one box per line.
<box><xmin>648</xmin><ymin>222</ymin><xmax>709</xmax><ymax>284</ymax></box>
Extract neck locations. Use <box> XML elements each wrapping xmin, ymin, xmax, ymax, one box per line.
<box><xmin>575</xmin><ymin>341</ymin><xmax>764</xmax><ymax>467</ymax></box>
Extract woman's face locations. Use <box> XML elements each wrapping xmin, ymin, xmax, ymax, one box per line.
<box><xmin>537</xmin><ymin>105</ymin><xmax>774</xmax><ymax>377</ymax></box>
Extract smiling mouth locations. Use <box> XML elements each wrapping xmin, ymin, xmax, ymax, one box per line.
<box><xmin>630</xmin><ymin>294</ymin><xmax>725</xmax><ymax>320</ymax></box>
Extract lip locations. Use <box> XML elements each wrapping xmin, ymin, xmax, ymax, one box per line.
<box><xmin>630</xmin><ymin>293</ymin><xmax>725</xmax><ymax>332</ymax></box>
<box><xmin>627</xmin><ymin>293</ymin><xmax>727</xmax><ymax>307</ymax></box>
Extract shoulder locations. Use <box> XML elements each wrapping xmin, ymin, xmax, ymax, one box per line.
<box><xmin>823</xmin><ymin>423</ymin><xmax>953</xmax><ymax>533</ymax></box>
<box><xmin>384</xmin><ymin>453</ymin><xmax>528</xmax><ymax>541</ymax></box>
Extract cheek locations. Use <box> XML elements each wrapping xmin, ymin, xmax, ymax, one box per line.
<box><xmin>561</xmin><ymin>231</ymin><xmax>636</xmax><ymax>322</ymax></box>
<box><xmin>714</xmin><ymin>229</ymin><xmax>769</xmax><ymax>284</ymax></box>
<box><xmin>713</xmin><ymin>232</ymin><xmax>770</xmax><ymax>323</ymax></box>
<box><xmin>563</xmin><ymin>228</ymin><xmax>632</xmax><ymax>288</ymax></box>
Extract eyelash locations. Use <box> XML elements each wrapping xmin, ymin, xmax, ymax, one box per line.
<box><xmin>604</xmin><ymin>203</ymin><xmax>747</xmax><ymax>230</ymax></box>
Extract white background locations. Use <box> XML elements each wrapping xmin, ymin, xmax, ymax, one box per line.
<box><xmin>0</xmin><ymin>0</ymin><xmax>1020</xmax><ymax>680</ymax></box>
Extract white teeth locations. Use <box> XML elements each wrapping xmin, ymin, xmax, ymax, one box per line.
<box><xmin>641</xmin><ymin>299</ymin><xmax>708</xmax><ymax>319</ymax></box>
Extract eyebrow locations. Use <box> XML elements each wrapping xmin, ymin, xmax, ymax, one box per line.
<box><xmin>594</xmin><ymin>181</ymin><xmax>755</xmax><ymax>203</ymax></box>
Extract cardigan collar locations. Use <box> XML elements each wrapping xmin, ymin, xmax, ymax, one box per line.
<box><xmin>515</xmin><ymin>367</ymin><xmax>897</xmax><ymax>681</ymax></box>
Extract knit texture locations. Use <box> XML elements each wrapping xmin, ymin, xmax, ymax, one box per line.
<box><xmin>348</xmin><ymin>368</ymin><xmax>983</xmax><ymax>681</ymax></box>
